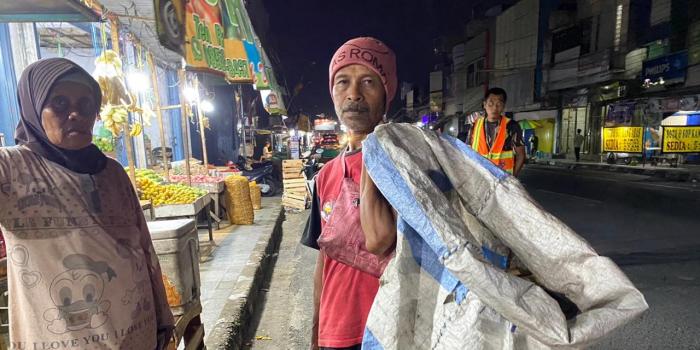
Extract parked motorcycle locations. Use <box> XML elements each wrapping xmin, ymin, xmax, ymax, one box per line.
<box><xmin>237</xmin><ymin>157</ymin><xmax>281</xmax><ymax>197</ymax></box>
<box><xmin>301</xmin><ymin>148</ymin><xmax>325</xmax><ymax>195</ymax></box>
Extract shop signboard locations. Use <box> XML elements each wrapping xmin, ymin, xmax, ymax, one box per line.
<box><xmin>662</xmin><ymin>126</ymin><xmax>700</xmax><ymax>153</ymax></box>
<box><xmin>260</xmin><ymin>89</ymin><xmax>286</xmax><ymax>115</ymax></box>
<box><xmin>227</xmin><ymin>0</ymin><xmax>269</xmax><ymax>90</ymax></box>
<box><xmin>185</xmin><ymin>0</ymin><xmax>252</xmax><ymax>82</ymax></box>
<box><xmin>289</xmin><ymin>136</ymin><xmax>300</xmax><ymax>159</ymax></box>
<box><xmin>314</xmin><ymin>119</ymin><xmax>337</xmax><ymax>131</ymax></box>
<box><xmin>660</xmin><ymin>98</ymin><xmax>680</xmax><ymax>112</ymax></box>
<box><xmin>603</xmin><ymin>127</ymin><xmax>643</xmax><ymax>153</ymax></box>
<box><xmin>642</xmin><ymin>51</ymin><xmax>688</xmax><ymax>85</ymax></box>
<box><xmin>605</xmin><ymin>102</ymin><xmax>635</xmax><ymax>125</ymax></box>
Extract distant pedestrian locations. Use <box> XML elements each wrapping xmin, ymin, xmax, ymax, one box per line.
<box><xmin>574</xmin><ymin>129</ymin><xmax>584</xmax><ymax>161</ymax></box>
<box><xmin>529</xmin><ymin>134</ymin><xmax>539</xmax><ymax>158</ymax></box>
<box><xmin>261</xmin><ymin>141</ymin><xmax>273</xmax><ymax>161</ymax></box>
<box><xmin>465</xmin><ymin>88</ymin><xmax>527</xmax><ymax>177</ymax></box>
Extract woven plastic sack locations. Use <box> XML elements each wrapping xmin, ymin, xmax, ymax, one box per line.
<box><xmin>224</xmin><ymin>175</ymin><xmax>254</xmax><ymax>225</ymax></box>
<box><xmin>249</xmin><ymin>181</ymin><xmax>262</xmax><ymax>210</ymax></box>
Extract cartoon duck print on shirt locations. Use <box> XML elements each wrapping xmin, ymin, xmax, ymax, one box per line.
<box><xmin>116</xmin><ymin>239</ymin><xmax>152</xmax><ymax>319</ymax></box>
<box><xmin>43</xmin><ymin>254</ymin><xmax>116</xmax><ymax>334</ymax></box>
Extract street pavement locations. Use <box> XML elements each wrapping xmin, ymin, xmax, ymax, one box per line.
<box><xmin>246</xmin><ymin>165</ymin><xmax>700</xmax><ymax>349</ymax></box>
<box><xmin>519</xmin><ymin>166</ymin><xmax>700</xmax><ymax>349</ymax></box>
<box><xmin>247</xmin><ymin>210</ymin><xmax>316</xmax><ymax>349</ymax></box>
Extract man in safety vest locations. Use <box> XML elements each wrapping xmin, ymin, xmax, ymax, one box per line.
<box><xmin>467</xmin><ymin>87</ymin><xmax>526</xmax><ymax>176</ymax></box>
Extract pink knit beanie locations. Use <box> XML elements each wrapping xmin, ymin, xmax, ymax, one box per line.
<box><xmin>329</xmin><ymin>37</ymin><xmax>397</xmax><ymax>114</ymax></box>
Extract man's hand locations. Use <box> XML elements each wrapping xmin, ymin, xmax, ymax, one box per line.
<box><xmin>310</xmin><ymin>252</ymin><xmax>323</xmax><ymax>350</ymax></box>
<box><xmin>513</xmin><ymin>145</ymin><xmax>526</xmax><ymax>177</ymax></box>
<box><xmin>360</xmin><ymin>163</ymin><xmax>397</xmax><ymax>257</ymax></box>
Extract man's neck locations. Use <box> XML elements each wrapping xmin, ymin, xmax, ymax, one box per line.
<box><xmin>347</xmin><ymin>132</ymin><xmax>368</xmax><ymax>151</ymax></box>
<box><xmin>486</xmin><ymin>114</ymin><xmax>501</xmax><ymax>122</ymax></box>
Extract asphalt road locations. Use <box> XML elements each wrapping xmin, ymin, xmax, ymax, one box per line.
<box><xmin>247</xmin><ymin>165</ymin><xmax>700</xmax><ymax>349</ymax></box>
<box><xmin>519</xmin><ymin>166</ymin><xmax>700</xmax><ymax>349</ymax></box>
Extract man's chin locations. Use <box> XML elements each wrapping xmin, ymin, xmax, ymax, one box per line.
<box><xmin>342</xmin><ymin>123</ymin><xmax>378</xmax><ymax>135</ymax></box>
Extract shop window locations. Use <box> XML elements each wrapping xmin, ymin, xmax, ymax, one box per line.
<box><xmin>580</xmin><ymin>18</ymin><xmax>592</xmax><ymax>55</ymax></box>
<box><xmin>466</xmin><ymin>58</ymin><xmax>485</xmax><ymax>88</ymax></box>
<box><xmin>467</xmin><ymin>63</ymin><xmax>475</xmax><ymax>88</ymax></box>
<box><xmin>552</xmin><ymin>25</ymin><xmax>581</xmax><ymax>56</ymax></box>
<box><xmin>476</xmin><ymin>59</ymin><xmax>485</xmax><ymax>85</ymax></box>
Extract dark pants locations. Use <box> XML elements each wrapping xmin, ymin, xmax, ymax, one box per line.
<box><xmin>574</xmin><ymin>147</ymin><xmax>581</xmax><ymax>161</ymax></box>
<box><xmin>321</xmin><ymin>345</ymin><xmax>362</xmax><ymax>350</ymax></box>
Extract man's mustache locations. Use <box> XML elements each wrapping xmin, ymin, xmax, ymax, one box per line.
<box><xmin>342</xmin><ymin>102</ymin><xmax>369</xmax><ymax>113</ymax></box>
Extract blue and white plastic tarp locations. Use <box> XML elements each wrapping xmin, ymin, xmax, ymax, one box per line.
<box><xmin>361</xmin><ymin>123</ymin><xmax>648</xmax><ymax>349</ymax></box>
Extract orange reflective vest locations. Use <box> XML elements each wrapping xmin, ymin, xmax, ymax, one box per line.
<box><xmin>471</xmin><ymin>116</ymin><xmax>515</xmax><ymax>174</ymax></box>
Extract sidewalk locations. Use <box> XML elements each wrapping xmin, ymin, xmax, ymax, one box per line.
<box><xmin>532</xmin><ymin>158</ymin><xmax>700</xmax><ymax>182</ymax></box>
<box><xmin>192</xmin><ymin>197</ymin><xmax>285</xmax><ymax>349</ymax></box>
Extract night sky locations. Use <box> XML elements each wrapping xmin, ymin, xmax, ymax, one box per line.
<box><xmin>262</xmin><ymin>0</ymin><xmax>495</xmax><ymax>119</ymax></box>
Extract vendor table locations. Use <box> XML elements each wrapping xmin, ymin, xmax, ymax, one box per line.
<box><xmin>153</xmin><ymin>195</ymin><xmax>214</xmax><ymax>241</ymax></box>
<box><xmin>191</xmin><ymin>181</ymin><xmax>226</xmax><ymax>229</ymax></box>
<box><xmin>167</xmin><ymin>300</ymin><xmax>204</xmax><ymax>350</ymax></box>
<box><xmin>140</xmin><ymin>200</ymin><xmax>154</xmax><ymax>221</ymax></box>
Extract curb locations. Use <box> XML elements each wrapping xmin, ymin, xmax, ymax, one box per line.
<box><xmin>530</xmin><ymin>160</ymin><xmax>700</xmax><ymax>182</ymax></box>
<box><xmin>205</xmin><ymin>206</ymin><xmax>286</xmax><ymax>349</ymax></box>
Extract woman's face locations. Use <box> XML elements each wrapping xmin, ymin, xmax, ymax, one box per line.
<box><xmin>41</xmin><ymin>81</ymin><xmax>98</xmax><ymax>150</ymax></box>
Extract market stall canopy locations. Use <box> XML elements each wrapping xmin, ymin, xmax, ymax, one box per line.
<box><xmin>662</xmin><ymin>111</ymin><xmax>700</xmax><ymax>126</ymax></box>
<box><xmin>0</xmin><ymin>0</ymin><xmax>100</xmax><ymax>22</ymax></box>
<box><xmin>513</xmin><ymin>110</ymin><xmax>558</xmax><ymax>121</ymax></box>
<box><xmin>99</xmin><ymin>0</ymin><xmax>182</xmax><ymax>64</ymax></box>
<box><xmin>518</xmin><ymin>119</ymin><xmax>541</xmax><ymax>130</ymax></box>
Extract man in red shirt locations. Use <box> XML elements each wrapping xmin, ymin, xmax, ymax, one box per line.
<box><xmin>301</xmin><ymin>37</ymin><xmax>397</xmax><ymax>350</ymax></box>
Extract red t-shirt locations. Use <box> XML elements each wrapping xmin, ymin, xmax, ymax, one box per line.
<box><xmin>301</xmin><ymin>150</ymin><xmax>380</xmax><ymax>348</ymax></box>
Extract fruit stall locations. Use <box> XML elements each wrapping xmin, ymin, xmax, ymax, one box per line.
<box><xmin>134</xmin><ymin>168</ymin><xmax>215</xmax><ymax>241</ymax></box>
<box><xmin>169</xmin><ymin>160</ymin><xmax>230</xmax><ymax>227</ymax></box>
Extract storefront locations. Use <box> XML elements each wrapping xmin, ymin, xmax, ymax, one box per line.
<box><xmin>514</xmin><ymin>110</ymin><xmax>558</xmax><ymax>158</ymax></box>
<box><xmin>0</xmin><ymin>1</ymin><xmax>287</xmax><ymax>347</ymax></box>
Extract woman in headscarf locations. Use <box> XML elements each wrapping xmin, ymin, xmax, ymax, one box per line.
<box><xmin>0</xmin><ymin>58</ymin><xmax>174</xmax><ymax>349</ymax></box>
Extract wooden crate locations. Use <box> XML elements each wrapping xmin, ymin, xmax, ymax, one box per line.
<box><xmin>283</xmin><ymin>179</ymin><xmax>307</xmax><ymax>190</ymax></box>
<box><xmin>282</xmin><ymin>159</ymin><xmax>305</xmax><ymax>180</ymax></box>
<box><xmin>282</xmin><ymin>197</ymin><xmax>306</xmax><ymax>209</ymax></box>
<box><xmin>282</xmin><ymin>160</ymin><xmax>308</xmax><ymax>209</ymax></box>
<box><xmin>282</xmin><ymin>159</ymin><xmax>304</xmax><ymax>167</ymax></box>
<box><xmin>283</xmin><ymin>171</ymin><xmax>304</xmax><ymax>179</ymax></box>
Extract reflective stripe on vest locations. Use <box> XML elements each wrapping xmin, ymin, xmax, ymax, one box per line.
<box><xmin>471</xmin><ymin>116</ymin><xmax>515</xmax><ymax>174</ymax></box>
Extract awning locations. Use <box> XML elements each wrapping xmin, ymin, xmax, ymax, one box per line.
<box><xmin>513</xmin><ymin>109</ymin><xmax>558</xmax><ymax>121</ymax></box>
<box><xmin>0</xmin><ymin>0</ymin><xmax>100</xmax><ymax>22</ymax></box>
<box><xmin>661</xmin><ymin>111</ymin><xmax>700</xmax><ymax>126</ymax></box>
<box><xmin>99</xmin><ymin>0</ymin><xmax>182</xmax><ymax>64</ymax></box>
<box><xmin>518</xmin><ymin>119</ymin><xmax>542</xmax><ymax>130</ymax></box>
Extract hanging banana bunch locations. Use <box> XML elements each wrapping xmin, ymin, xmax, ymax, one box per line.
<box><xmin>141</xmin><ymin>101</ymin><xmax>155</xmax><ymax>127</ymax></box>
<box><xmin>202</xmin><ymin>116</ymin><xmax>211</xmax><ymax>130</ymax></box>
<box><xmin>129</xmin><ymin>122</ymin><xmax>143</xmax><ymax>137</ymax></box>
<box><xmin>100</xmin><ymin>104</ymin><xmax>130</xmax><ymax>136</ymax></box>
<box><xmin>93</xmin><ymin>50</ymin><xmax>133</xmax><ymax>107</ymax></box>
